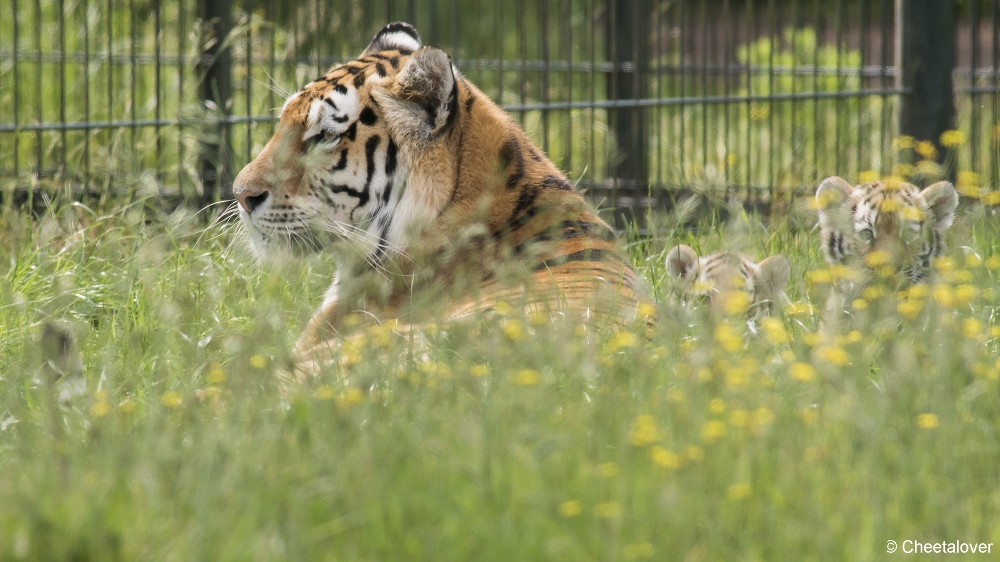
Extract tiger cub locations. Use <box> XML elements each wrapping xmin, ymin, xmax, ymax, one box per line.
<box><xmin>814</xmin><ymin>176</ymin><xmax>958</xmax><ymax>324</ymax></box>
<box><xmin>232</xmin><ymin>23</ymin><xmax>642</xmax><ymax>363</ymax></box>
<box><xmin>666</xmin><ymin>244</ymin><xmax>790</xmax><ymax>319</ymax></box>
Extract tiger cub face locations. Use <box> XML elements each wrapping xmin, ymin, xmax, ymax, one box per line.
<box><xmin>666</xmin><ymin>244</ymin><xmax>790</xmax><ymax>319</ymax></box>
<box><xmin>815</xmin><ymin>176</ymin><xmax>958</xmax><ymax>287</ymax></box>
<box><xmin>233</xmin><ymin>23</ymin><xmax>455</xmax><ymax>262</ymax></box>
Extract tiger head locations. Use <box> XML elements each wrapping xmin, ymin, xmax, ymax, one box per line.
<box><xmin>666</xmin><ymin>244</ymin><xmax>790</xmax><ymax>319</ymax></box>
<box><xmin>233</xmin><ymin>23</ymin><xmax>461</xmax><ymax>261</ymax></box>
<box><xmin>815</xmin><ymin>176</ymin><xmax>958</xmax><ymax>287</ymax></box>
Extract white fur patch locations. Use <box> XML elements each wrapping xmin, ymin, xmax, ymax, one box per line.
<box><xmin>378</xmin><ymin>31</ymin><xmax>420</xmax><ymax>53</ymax></box>
<box><xmin>303</xmin><ymin>88</ymin><xmax>361</xmax><ymax>141</ymax></box>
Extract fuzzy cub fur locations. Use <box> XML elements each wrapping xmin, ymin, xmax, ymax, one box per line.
<box><xmin>666</xmin><ymin>244</ymin><xmax>790</xmax><ymax>319</ymax></box>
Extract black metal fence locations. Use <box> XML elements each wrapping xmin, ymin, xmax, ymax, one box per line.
<box><xmin>2</xmin><ymin>0</ymin><xmax>999</xmax><ymax>217</ymax></box>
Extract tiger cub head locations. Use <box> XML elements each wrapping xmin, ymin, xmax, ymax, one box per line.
<box><xmin>666</xmin><ymin>244</ymin><xmax>790</xmax><ymax>319</ymax></box>
<box><xmin>815</xmin><ymin>176</ymin><xmax>958</xmax><ymax>287</ymax></box>
<box><xmin>233</xmin><ymin>23</ymin><xmax>459</xmax><ymax>260</ymax></box>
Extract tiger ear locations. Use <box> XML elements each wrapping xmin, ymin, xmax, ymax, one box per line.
<box><xmin>377</xmin><ymin>46</ymin><xmax>458</xmax><ymax>142</ymax></box>
<box><xmin>815</xmin><ymin>176</ymin><xmax>855</xmax><ymax>232</ymax></box>
<box><xmin>920</xmin><ymin>181</ymin><xmax>958</xmax><ymax>231</ymax></box>
<box><xmin>362</xmin><ymin>22</ymin><xmax>422</xmax><ymax>56</ymax></box>
<box><xmin>753</xmin><ymin>254</ymin><xmax>790</xmax><ymax>297</ymax></box>
<box><xmin>666</xmin><ymin>244</ymin><xmax>700</xmax><ymax>280</ymax></box>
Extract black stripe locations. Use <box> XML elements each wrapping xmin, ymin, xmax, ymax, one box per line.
<box><xmin>334</xmin><ymin>84</ymin><xmax>348</xmax><ymax>95</ymax></box>
<box><xmin>375</xmin><ymin>62</ymin><xmax>388</xmax><ymax>77</ymax></box>
<box><xmin>509</xmin><ymin>184</ymin><xmax>541</xmax><ymax>223</ymax></box>
<box><xmin>343</xmin><ymin>123</ymin><xmax>357</xmax><ymax>141</ymax></box>
<box><xmin>499</xmin><ymin>135</ymin><xmax>525</xmax><ymax>190</ymax></box>
<box><xmin>331</xmin><ymin>149</ymin><xmax>348</xmax><ymax>171</ymax></box>
<box><xmin>359</xmin><ymin>107</ymin><xmax>378</xmax><ymax>126</ymax></box>
<box><xmin>331</xmin><ymin>114</ymin><xmax>349</xmax><ymax>124</ymax></box>
<box><xmin>353</xmin><ymin>71</ymin><xmax>367</xmax><ymax>89</ymax></box>
<box><xmin>364</xmin><ymin>135</ymin><xmax>381</xmax><ymax>196</ymax></box>
<box><xmin>377</xmin><ymin>22</ymin><xmax>421</xmax><ymax>42</ymax></box>
<box><xmin>385</xmin><ymin>139</ymin><xmax>397</xmax><ymax>176</ymax></box>
<box><xmin>542</xmin><ymin>174</ymin><xmax>573</xmax><ymax>191</ymax></box>
<box><xmin>324</xmin><ymin>97</ymin><xmax>338</xmax><ymax>110</ymax></box>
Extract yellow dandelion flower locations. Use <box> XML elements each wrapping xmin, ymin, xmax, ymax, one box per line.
<box><xmin>858</xmin><ymin>170</ymin><xmax>880</xmax><ymax>183</ymax></box>
<box><xmin>729</xmin><ymin>410</ymin><xmax>749</xmax><ymax>427</ymax></box>
<box><xmin>901</xmin><ymin>206</ymin><xmax>924</xmax><ymax>221</ymax></box>
<box><xmin>965</xmin><ymin>254</ymin><xmax>983</xmax><ymax>268</ymax></box>
<box><xmin>880</xmin><ymin>198</ymin><xmax>902</xmax><ymax>213</ymax></box>
<box><xmin>513</xmin><ymin>369</ymin><xmax>540</xmax><ymax>386</ymax></box>
<box><xmin>801</xmin><ymin>332</ymin><xmax>821</xmax><ymax>347</ymax></box>
<box><xmin>852</xmin><ymin>298</ymin><xmax>868</xmax><ymax>311</ymax></box>
<box><xmin>117</xmin><ymin>399</ymin><xmax>135</xmax><ymax>414</ymax></box>
<box><xmin>934</xmin><ymin>256</ymin><xmax>956</xmax><ymax>274</ymax></box>
<box><xmin>637</xmin><ymin>301</ymin><xmax>657</xmax><ymax>317</ymax></box>
<box><xmin>90</xmin><ymin>397</ymin><xmax>111</xmax><ymax>418</ymax></box>
<box><xmin>864</xmin><ymin>250</ymin><xmax>892</xmax><ymax>268</ymax></box>
<box><xmin>991</xmin><ymin>326</ymin><xmax>1000</xmax><ymax>338</ymax></box>
<box><xmin>315</xmin><ymin>385</ymin><xmax>335</xmax><ymax>400</ymax></box>
<box><xmin>916</xmin><ymin>158</ymin><xmax>943</xmax><ymax>178</ymax></box>
<box><xmin>696</xmin><ymin>367</ymin><xmax>713</xmax><ymax>383</ymax></box>
<box><xmin>624</xmin><ymin>542</ymin><xmax>656</xmax><ymax>560</ymax></box>
<box><xmin>847</xmin><ymin>330</ymin><xmax>863</xmax><ymax>343</ymax></box>
<box><xmin>986</xmin><ymin>256</ymin><xmax>1000</xmax><ymax>270</ymax></box>
<box><xmin>336</xmin><ymin>387</ymin><xmax>364</xmax><ymax>409</ymax></box>
<box><xmin>684</xmin><ymin>444</ymin><xmax>705</xmax><ymax>462</ymax></box>
<box><xmin>893</xmin><ymin>135</ymin><xmax>915</xmax><ymax>150</ymax></box>
<box><xmin>700</xmin><ymin>420</ymin><xmax>726</xmax><ymax>444</ymax></box>
<box><xmin>726</xmin><ymin>153</ymin><xmax>739</xmax><ymax>166</ymax></box>
<box><xmin>470</xmin><ymin>364</ymin><xmax>490</xmax><ymax>377</ymax></box>
<box><xmin>594</xmin><ymin>502</ymin><xmax>621</xmax><ymax>519</ymax></box>
<box><xmin>915</xmin><ymin>140</ymin><xmax>938</xmax><ymax>159</ymax></box>
<box><xmin>883</xmin><ymin>175</ymin><xmax>905</xmax><ymax>190</ymax></box>
<box><xmin>892</xmin><ymin>163</ymin><xmax>914</xmax><ymax>178</ymax></box>
<box><xmin>727</xmin><ymin>482</ymin><xmax>753</xmax><ymax>501</ymax></box>
<box><xmin>493</xmin><ymin>301</ymin><xmax>512</xmax><ymax>316</ymax></box>
<box><xmin>816</xmin><ymin>346</ymin><xmax>849</xmax><ymax>366</ymax></box>
<box><xmin>249</xmin><ymin>355</ymin><xmax>267</xmax><ymax>369</ymax></box>
<box><xmin>723</xmin><ymin>291</ymin><xmax>751</xmax><ymax>316</ymax></box>
<box><xmin>940</xmin><ymin>129</ymin><xmax>966</xmax><ymax>147</ymax></box>
<box><xmin>207</xmin><ymin>362</ymin><xmax>226</xmax><ymax>384</ymax></box>
<box><xmin>709</xmin><ymin>398</ymin><xmax>726</xmax><ymax>414</ymax></box>
<box><xmin>597</xmin><ymin>462</ymin><xmax>619</xmax><ymax>478</ymax></box>
<box><xmin>932</xmin><ymin>284</ymin><xmax>954</xmax><ymax>308</ymax></box>
<box><xmin>752</xmin><ymin>407</ymin><xmax>775</xmax><ymax>428</ymax></box>
<box><xmin>963</xmin><ymin>318</ymin><xmax>983</xmax><ymax>339</ymax></box>
<box><xmin>714</xmin><ymin>323</ymin><xmax>742</xmax><ymax>352</ymax></box>
<box><xmin>560</xmin><ymin>500</ymin><xmax>582</xmax><ymax>517</ymax></box>
<box><xmin>862</xmin><ymin>286</ymin><xmax>884</xmax><ymax>300</ymax></box>
<box><xmin>628</xmin><ymin>414</ymin><xmax>662</xmax><ymax>447</ymax></box>
<box><xmin>955</xmin><ymin>284</ymin><xmax>978</xmax><ymax>304</ymax></box>
<box><xmin>780</xmin><ymin>349</ymin><xmax>796</xmax><ymax>362</ymax></box>
<box><xmin>806</xmin><ymin>269</ymin><xmax>833</xmax><ymax>284</ymax></box>
<box><xmin>908</xmin><ymin>284</ymin><xmax>930</xmax><ymax>299</ymax></box>
<box><xmin>649</xmin><ymin>446</ymin><xmax>682</xmax><ymax>469</ymax></box>
<box><xmin>161</xmin><ymin>392</ymin><xmax>182</xmax><ymax>408</ymax></box>
<box><xmin>529</xmin><ymin>311</ymin><xmax>549</xmax><ymax>326</ymax></box>
<box><xmin>761</xmin><ymin>317</ymin><xmax>790</xmax><ymax>344</ymax></box>
<box><xmin>780</xmin><ymin>370</ymin><xmax>809</xmax><ymax>392</ymax></box>
<box><xmin>608</xmin><ymin>331</ymin><xmax>639</xmax><ymax>350</ymax></box>
<box><xmin>982</xmin><ymin>191</ymin><xmax>1000</xmax><ymax>206</ymax></box>
<box><xmin>916</xmin><ymin>413</ymin><xmax>940</xmax><ymax>429</ymax></box>
<box><xmin>502</xmin><ymin>319</ymin><xmax>526</xmax><ymax>341</ymax></box>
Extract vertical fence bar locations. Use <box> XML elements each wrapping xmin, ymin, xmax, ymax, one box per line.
<box><xmin>59</xmin><ymin>0</ymin><xmax>66</xmax><ymax>179</ymax></box>
<box><xmin>83</xmin><ymin>0</ymin><xmax>90</xmax><ymax>191</ymax></box>
<box><xmin>12</xmin><ymin>0</ymin><xmax>19</xmax><ymax>192</ymax></box>
<box><xmin>179</xmin><ymin>0</ymin><xmax>187</xmax><ymax>195</ymax></box>
<box><xmin>896</xmin><ymin>0</ymin><xmax>956</xmax><ymax>180</ymax></box>
<box><xmin>540</xmin><ymin>0</ymin><xmax>550</xmax><ymax>154</ymax></box>
<box><xmin>970</xmin><ymin>0</ymin><xmax>979</xmax><ymax>174</ymax></box>
<box><xmin>993</xmin><ymin>0</ymin><xmax>999</xmax><ymax>187</ymax></box>
<box><xmin>198</xmin><ymin>0</ymin><xmax>234</xmax><ymax>206</ymax></box>
<box><xmin>34</xmin><ymin>0</ymin><xmax>42</xmax><ymax>179</ymax></box>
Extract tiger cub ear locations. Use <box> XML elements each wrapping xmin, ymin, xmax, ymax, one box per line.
<box><xmin>920</xmin><ymin>181</ymin><xmax>958</xmax><ymax>231</ymax></box>
<box><xmin>753</xmin><ymin>254</ymin><xmax>790</xmax><ymax>297</ymax></box>
<box><xmin>362</xmin><ymin>22</ymin><xmax>422</xmax><ymax>56</ymax></box>
<box><xmin>378</xmin><ymin>46</ymin><xmax>458</xmax><ymax>143</ymax></box>
<box><xmin>815</xmin><ymin>176</ymin><xmax>855</xmax><ymax>232</ymax></box>
<box><xmin>666</xmin><ymin>244</ymin><xmax>700</xmax><ymax>281</ymax></box>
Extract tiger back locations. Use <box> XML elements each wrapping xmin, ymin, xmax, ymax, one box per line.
<box><xmin>231</xmin><ymin>23</ymin><xmax>643</xmax><ymax>363</ymax></box>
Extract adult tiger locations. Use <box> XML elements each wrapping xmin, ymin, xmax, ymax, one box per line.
<box><xmin>232</xmin><ymin>23</ymin><xmax>643</xmax><ymax>363</ymax></box>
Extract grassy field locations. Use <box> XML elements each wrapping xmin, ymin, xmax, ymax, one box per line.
<box><xmin>1</xmin><ymin>192</ymin><xmax>999</xmax><ymax>561</ymax></box>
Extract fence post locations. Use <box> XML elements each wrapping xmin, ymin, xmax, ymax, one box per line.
<box><xmin>607</xmin><ymin>0</ymin><xmax>651</xmax><ymax>226</ymax></box>
<box><xmin>197</xmin><ymin>0</ymin><xmax>234</xmax><ymax>208</ymax></box>
<box><xmin>896</xmin><ymin>0</ymin><xmax>957</xmax><ymax>181</ymax></box>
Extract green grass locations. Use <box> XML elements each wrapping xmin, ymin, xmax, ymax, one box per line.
<box><xmin>2</xmin><ymin>195</ymin><xmax>1000</xmax><ymax>560</ymax></box>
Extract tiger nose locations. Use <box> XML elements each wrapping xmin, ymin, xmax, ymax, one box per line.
<box><xmin>235</xmin><ymin>189</ymin><xmax>270</xmax><ymax>214</ymax></box>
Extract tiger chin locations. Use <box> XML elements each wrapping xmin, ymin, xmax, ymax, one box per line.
<box><xmin>665</xmin><ymin>244</ymin><xmax>790</xmax><ymax>321</ymax></box>
<box><xmin>232</xmin><ymin>23</ymin><xmax>643</xmax><ymax>367</ymax></box>
<box><xmin>814</xmin><ymin>175</ymin><xmax>958</xmax><ymax>329</ymax></box>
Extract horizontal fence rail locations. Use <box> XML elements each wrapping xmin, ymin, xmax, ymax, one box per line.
<box><xmin>1</xmin><ymin>0</ymin><xmax>999</xmax><ymax>222</ymax></box>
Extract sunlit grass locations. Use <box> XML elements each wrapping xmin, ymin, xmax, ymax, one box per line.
<box><xmin>1</xmin><ymin>194</ymin><xmax>999</xmax><ymax>560</ymax></box>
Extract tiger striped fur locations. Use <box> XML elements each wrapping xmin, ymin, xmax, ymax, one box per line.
<box><xmin>232</xmin><ymin>23</ymin><xmax>642</xmax><ymax>362</ymax></box>
<box><xmin>666</xmin><ymin>244</ymin><xmax>790</xmax><ymax>319</ymax></box>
